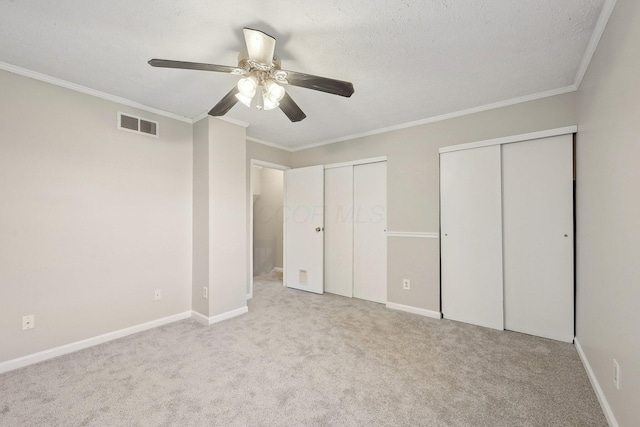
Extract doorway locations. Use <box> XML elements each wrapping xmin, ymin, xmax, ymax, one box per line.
<box><xmin>249</xmin><ymin>160</ymin><xmax>288</xmax><ymax>299</ymax></box>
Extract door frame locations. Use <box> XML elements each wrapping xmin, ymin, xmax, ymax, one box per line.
<box><xmin>249</xmin><ymin>159</ymin><xmax>289</xmax><ymax>300</ymax></box>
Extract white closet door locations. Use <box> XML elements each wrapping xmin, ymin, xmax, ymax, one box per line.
<box><xmin>324</xmin><ymin>166</ymin><xmax>353</xmax><ymax>297</ymax></box>
<box><xmin>284</xmin><ymin>165</ymin><xmax>325</xmax><ymax>294</ymax></box>
<box><xmin>353</xmin><ymin>162</ymin><xmax>387</xmax><ymax>304</ymax></box>
<box><xmin>441</xmin><ymin>145</ymin><xmax>504</xmax><ymax>330</ymax></box>
<box><xmin>503</xmin><ymin>135</ymin><xmax>574</xmax><ymax>342</ymax></box>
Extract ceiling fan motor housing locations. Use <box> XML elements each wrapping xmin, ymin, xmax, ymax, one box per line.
<box><xmin>237</xmin><ymin>50</ymin><xmax>287</xmax><ymax>84</ymax></box>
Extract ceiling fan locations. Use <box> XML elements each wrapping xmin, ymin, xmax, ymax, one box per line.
<box><xmin>148</xmin><ymin>28</ymin><xmax>355</xmax><ymax>122</ymax></box>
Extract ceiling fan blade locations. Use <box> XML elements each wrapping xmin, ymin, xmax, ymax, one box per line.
<box><xmin>283</xmin><ymin>70</ymin><xmax>354</xmax><ymax>98</ymax></box>
<box><xmin>279</xmin><ymin>92</ymin><xmax>306</xmax><ymax>122</ymax></box>
<box><xmin>148</xmin><ymin>59</ymin><xmax>237</xmax><ymax>73</ymax></box>
<box><xmin>243</xmin><ymin>28</ymin><xmax>276</xmax><ymax>65</ymax></box>
<box><xmin>208</xmin><ymin>87</ymin><xmax>240</xmax><ymax>116</ymax></box>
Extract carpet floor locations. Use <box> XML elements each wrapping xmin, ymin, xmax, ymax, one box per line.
<box><xmin>0</xmin><ymin>272</ymin><xmax>606</xmax><ymax>426</ymax></box>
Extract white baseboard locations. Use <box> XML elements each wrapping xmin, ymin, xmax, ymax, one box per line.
<box><xmin>0</xmin><ymin>311</ymin><xmax>192</xmax><ymax>375</ymax></box>
<box><xmin>386</xmin><ymin>302</ymin><xmax>442</xmax><ymax>319</ymax></box>
<box><xmin>191</xmin><ymin>306</ymin><xmax>248</xmax><ymax>326</ymax></box>
<box><xmin>191</xmin><ymin>310</ymin><xmax>210</xmax><ymax>325</ymax></box>
<box><xmin>574</xmin><ymin>337</ymin><xmax>619</xmax><ymax>427</ymax></box>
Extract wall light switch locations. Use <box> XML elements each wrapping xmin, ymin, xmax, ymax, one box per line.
<box><xmin>154</xmin><ymin>289</ymin><xmax>162</xmax><ymax>301</ymax></box>
<box><xmin>203</xmin><ymin>287</ymin><xmax>208</xmax><ymax>299</ymax></box>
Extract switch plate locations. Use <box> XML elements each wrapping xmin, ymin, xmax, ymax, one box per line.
<box><xmin>403</xmin><ymin>279</ymin><xmax>411</xmax><ymax>290</ymax></box>
<box><xmin>613</xmin><ymin>359</ymin><xmax>620</xmax><ymax>390</ymax></box>
<box><xmin>203</xmin><ymin>287</ymin><xmax>208</xmax><ymax>299</ymax></box>
<box><xmin>154</xmin><ymin>289</ymin><xmax>162</xmax><ymax>301</ymax></box>
<box><xmin>22</xmin><ymin>315</ymin><xmax>35</xmax><ymax>330</ymax></box>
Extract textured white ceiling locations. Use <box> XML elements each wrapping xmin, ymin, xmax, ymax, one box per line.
<box><xmin>0</xmin><ymin>0</ymin><xmax>606</xmax><ymax>149</ymax></box>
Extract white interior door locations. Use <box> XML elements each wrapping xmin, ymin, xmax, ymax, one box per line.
<box><xmin>324</xmin><ymin>166</ymin><xmax>353</xmax><ymax>297</ymax></box>
<box><xmin>503</xmin><ymin>135</ymin><xmax>574</xmax><ymax>342</ymax></box>
<box><xmin>353</xmin><ymin>162</ymin><xmax>387</xmax><ymax>304</ymax></box>
<box><xmin>284</xmin><ymin>165</ymin><xmax>324</xmax><ymax>294</ymax></box>
<box><xmin>441</xmin><ymin>146</ymin><xmax>504</xmax><ymax>330</ymax></box>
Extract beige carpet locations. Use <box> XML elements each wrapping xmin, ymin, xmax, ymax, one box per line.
<box><xmin>0</xmin><ymin>272</ymin><xmax>606</xmax><ymax>426</ymax></box>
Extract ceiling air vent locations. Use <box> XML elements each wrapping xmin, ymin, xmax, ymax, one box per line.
<box><xmin>117</xmin><ymin>112</ymin><xmax>159</xmax><ymax>137</ymax></box>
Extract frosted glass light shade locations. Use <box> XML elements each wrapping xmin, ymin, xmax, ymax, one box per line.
<box><xmin>237</xmin><ymin>76</ymin><xmax>258</xmax><ymax>97</ymax></box>
<box><xmin>235</xmin><ymin>92</ymin><xmax>253</xmax><ymax>108</ymax></box>
<box><xmin>264</xmin><ymin>80</ymin><xmax>285</xmax><ymax>103</ymax></box>
<box><xmin>262</xmin><ymin>95</ymin><xmax>279</xmax><ymax>111</ymax></box>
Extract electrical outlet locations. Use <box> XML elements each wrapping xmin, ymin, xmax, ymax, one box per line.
<box><xmin>403</xmin><ymin>279</ymin><xmax>411</xmax><ymax>290</ymax></box>
<box><xmin>22</xmin><ymin>315</ymin><xmax>35</xmax><ymax>330</ymax></box>
<box><xmin>613</xmin><ymin>359</ymin><xmax>620</xmax><ymax>390</ymax></box>
<box><xmin>203</xmin><ymin>286</ymin><xmax>208</xmax><ymax>299</ymax></box>
<box><xmin>154</xmin><ymin>289</ymin><xmax>162</xmax><ymax>301</ymax></box>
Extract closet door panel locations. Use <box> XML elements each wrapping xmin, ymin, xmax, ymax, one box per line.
<box><xmin>324</xmin><ymin>166</ymin><xmax>354</xmax><ymax>297</ymax></box>
<box><xmin>284</xmin><ymin>165</ymin><xmax>325</xmax><ymax>294</ymax></box>
<box><xmin>503</xmin><ymin>135</ymin><xmax>574</xmax><ymax>342</ymax></box>
<box><xmin>353</xmin><ymin>162</ymin><xmax>387</xmax><ymax>304</ymax></box>
<box><xmin>441</xmin><ymin>145</ymin><xmax>504</xmax><ymax>330</ymax></box>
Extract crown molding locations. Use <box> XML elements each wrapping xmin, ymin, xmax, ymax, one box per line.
<box><xmin>289</xmin><ymin>84</ymin><xmax>577</xmax><ymax>152</ymax></box>
<box><xmin>0</xmin><ymin>61</ymin><xmax>192</xmax><ymax>123</ymax></box>
<box><xmin>246</xmin><ymin>136</ymin><xmax>293</xmax><ymax>152</ymax></box>
<box><xmin>574</xmin><ymin>0</ymin><xmax>617</xmax><ymax>89</ymax></box>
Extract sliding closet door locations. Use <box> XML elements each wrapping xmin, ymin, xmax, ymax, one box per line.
<box><xmin>441</xmin><ymin>145</ymin><xmax>504</xmax><ymax>330</ymax></box>
<box><xmin>502</xmin><ymin>135</ymin><xmax>574</xmax><ymax>342</ymax></box>
<box><xmin>353</xmin><ymin>162</ymin><xmax>387</xmax><ymax>304</ymax></box>
<box><xmin>324</xmin><ymin>166</ymin><xmax>353</xmax><ymax>297</ymax></box>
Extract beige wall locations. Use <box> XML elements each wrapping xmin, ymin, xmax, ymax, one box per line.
<box><xmin>253</xmin><ymin>168</ymin><xmax>284</xmax><ymax>275</ymax></box>
<box><xmin>191</xmin><ymin>119</ymin><xmax>209</xmax><ymax>315</ymax></box>
<box><xmin>576</xmin><ymin>1</ymin><xmax>640</xmax><ymax>425</ymax></box>
<box><xmin>207</xmin><ymin>118</ymin><xmax>248</xmax><ymax>316</ymax></box>
<box><xmin>0</xmin><ymin>70</ymin><xmax>193</xmax><ymax>363</ymax></box>
<box><xmin>194</xmin><ymin>117</ymin><xmax>249</xmax><ymax>317</ymax></box>
<box><xmin>246</xmin><ymin>141</ymin><xmax>292</xmax><ymax>167</ymax></box>
<box><xmin>291</xmin><ymin>92</ymin><xmax>578</xmax><ymax>312</ymax></box>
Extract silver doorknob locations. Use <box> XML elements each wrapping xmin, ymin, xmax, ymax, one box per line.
<box><xmin>315</xmin><ymin>227</ymin><xmax>323</xmax><ymax>232</ymax></box>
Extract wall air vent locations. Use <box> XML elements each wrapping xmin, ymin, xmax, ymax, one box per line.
<box><xmin>117</xmin><ymin>112</ymin><xmax>159</xmax><ymax>137</ymax></box>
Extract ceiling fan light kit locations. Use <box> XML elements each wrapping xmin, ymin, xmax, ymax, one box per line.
<box><xmin>235</xmin><ymin>74</ymin><xmax>285</xmax><ymax>111</ymax></box>
<box><xmin>148</xmin><ymin>27</ymin><xmax>354</xmax><ymax>122</ymax></box>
